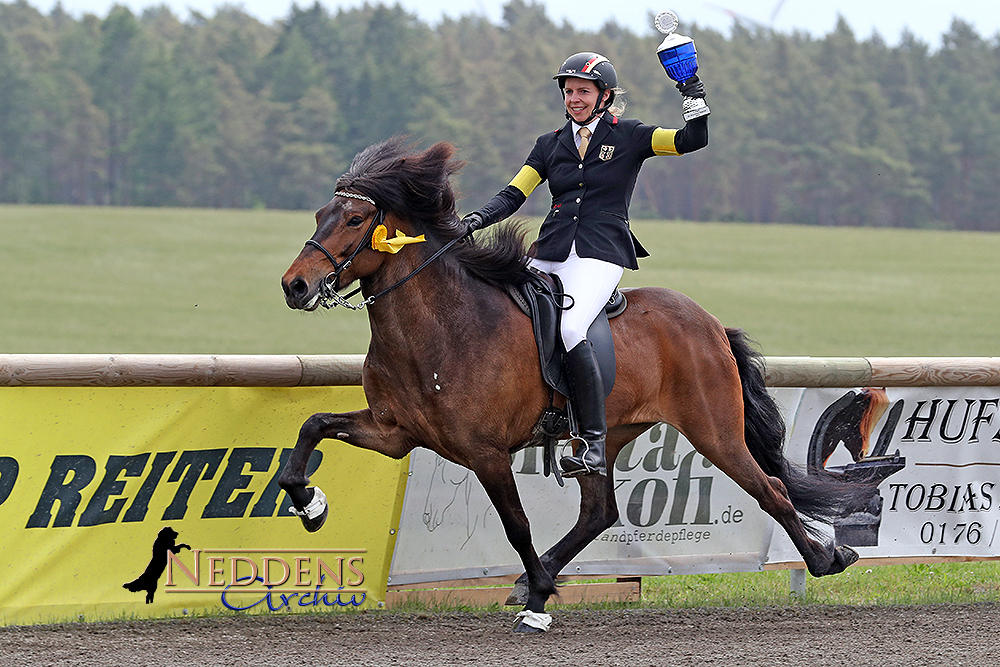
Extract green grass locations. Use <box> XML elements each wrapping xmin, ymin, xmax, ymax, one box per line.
<box><xmin>0</xmin><ymin>205</ymin><xmax>370</xmax><ymax>354</ymax></box>
<box><xmin>3</xmin><ymin>204</ymin><xmax>999</xmax><ymax>612</ymax></box>
<box><xmin>381</xmin><ymin>562</ymin><xmax>1000</xmax><ymax>612</ymax></box>
<box><xmin>640</xmin><ymin>562</ymin><xmax>1000</xmax><ymax>608</ymax></box>
<box><xmin>2</xmin><ymin>205</ymin><xmax>999</xmax><ymax>356</ymax></box>
<box><xmin>621</xmin><ymin>220</ymin><xmax>1000</xmax><ymax>357</ymax></box>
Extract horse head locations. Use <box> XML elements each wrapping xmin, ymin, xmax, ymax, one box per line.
<box><xmin>281</xmin><ymin>191</ymin><xmax>396</xmax><ymax>310</ymax></box>
<box><xmin>282</xmin><ymin>136</ymin><xmax>534</xmax><ymax>312</ymax></box>
<box><xmin>282</xmin><ymin>136</ymin><xmax>474</xmax><ymax>311</ymax></box>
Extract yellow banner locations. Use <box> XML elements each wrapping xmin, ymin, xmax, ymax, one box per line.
<box><xmin>0</xmin><ymin>386</ymin><xmax>407</xmax><ymax>626</ymax></box>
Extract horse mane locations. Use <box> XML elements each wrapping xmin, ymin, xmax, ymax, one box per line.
<box><xmin>336</xmin><ymin>136</ymin><xmax>531</xmax><ymax>287</ymax></box>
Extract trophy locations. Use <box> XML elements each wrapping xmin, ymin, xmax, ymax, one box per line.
<box><xmin>654</xmin><ymin>10</ymin><xmax>710</xmax><ymax>120</ymax></box>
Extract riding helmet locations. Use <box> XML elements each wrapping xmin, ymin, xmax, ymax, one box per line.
<box><xmin>553</xmin><ymin>52</ymin><xmax>618</xmax><ymax>91</ymax></box>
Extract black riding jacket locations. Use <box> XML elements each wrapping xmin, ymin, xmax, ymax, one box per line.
<box><xmin>476</xmin><ymin>112</ymin><xmax>708</xmax><ymax>270</ymax></box>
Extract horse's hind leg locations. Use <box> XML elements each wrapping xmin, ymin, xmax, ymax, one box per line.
<box><xmin>681</xmin><ymin>406</ymin><xmax>854</xmax><ymax>577</ymax></box>
<box><xmin>655</xmin><ymin>324</ymin><xmax>858</xmax><ymax>577</ymax></box>
<box><xmin>713</xmin><ymin>449</ymin><xmax>855</xmax><ymax>576</ymax></box>
<box><xmin>473</xmin><ymin>456</ymin><xmax>557</xmax><ymax>633</ymax></box>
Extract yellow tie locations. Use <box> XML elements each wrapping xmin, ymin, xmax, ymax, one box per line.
<box><xmin>578</xmin><ymin>127</ymin><xmax>591</xmax><ymax>160</ymax></box>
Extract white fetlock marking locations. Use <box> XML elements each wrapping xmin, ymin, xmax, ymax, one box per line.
<box><xmin>514</xmin><ymin>610</ymin><xmax>552</xmax><ymax>631</ymax></box>
<box><xmin>290</xmin><ymin>486</ymin><xmax>327</xmax><ymax>520</ymax></box>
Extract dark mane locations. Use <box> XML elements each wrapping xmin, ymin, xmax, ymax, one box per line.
<box><xmin>336</xmin><ymin>136</ymin><xmax>530</xmax><ymax>286</ymax></box>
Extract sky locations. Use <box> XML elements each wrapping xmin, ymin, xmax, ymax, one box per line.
<box><xmin>36</xmin><ymin>0</ymin><xmax>1000</xmax><ymax>47</ymax></box>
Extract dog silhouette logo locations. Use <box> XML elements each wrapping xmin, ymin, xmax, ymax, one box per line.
<box><xmin>123</xmin><ymin>527</ymin><xmax>191</xmax><ymax>604</ymax></box>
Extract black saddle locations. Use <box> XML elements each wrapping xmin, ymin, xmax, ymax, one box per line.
<box><xmin>506</xmin><ymin>268</ymin><xmax>627</xmax><ymax>485</ymax></box>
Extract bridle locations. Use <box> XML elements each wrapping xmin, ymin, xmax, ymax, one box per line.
<box><xmin>304</xmin><ymin>190</ymin><xmax>467</xmax><ymax>310</ymax></box>
<box><xmin>303</xmin><ymin>191</ymin><xmax>384</xmax><ymax>310</ymax></box>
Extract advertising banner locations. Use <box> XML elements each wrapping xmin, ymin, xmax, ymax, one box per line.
<box><xmin>389</xmin><ymin>414</ymin><xmax>779</xmax><ymax>585</ymax></box>
<box><xmin>0</xmin><ymin>386</ymin><xmax>407</xmax><ymax>626</ymax></box>
<box><xmin>391</xmin><ymin>386</ymin><xmax>1000</xmax><ymax>584</ymax></box>
<box><xmin>769</xmin><ymin>386</ymin><xmax>1000</xmax><ymax>564</ymax></box>
<box><xmin>6</xmin><ymin>379</ymin><xmax>999</xmax><ymax>623</ymax></box>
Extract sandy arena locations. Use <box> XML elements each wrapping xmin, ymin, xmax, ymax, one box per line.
<box><xmin>2</xmin><ymin>603</ymin><xmax>997</xmax><ymax>666</ymax></box>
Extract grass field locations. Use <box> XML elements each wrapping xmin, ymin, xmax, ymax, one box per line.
<box><xmin>639</xmin><ymin>561</ymin><xmax>1000</xmax><ymax>608</ymax></box>
<box><xmin>2</xmin><ymin>204</ymin><xmax>999</xmax><ymax>356</ymax></box>
<box><xmin>3</xmin><ymin>204</ymin><xmax>999</xmax><ymax>609</ymax></box>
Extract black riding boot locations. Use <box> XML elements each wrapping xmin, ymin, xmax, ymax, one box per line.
<box><xmin>560</xmin><ymin>339</ymin><xmax>607</xmax><ymax>477</ymax></box>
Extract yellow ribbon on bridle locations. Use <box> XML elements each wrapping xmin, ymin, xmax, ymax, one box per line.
<box><xmin>371</xmin><ymin>224</ymin><xmax>426</xmax><ymax>254</ymax></box>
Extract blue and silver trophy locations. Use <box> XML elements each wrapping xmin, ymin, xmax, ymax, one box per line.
<box><xmin>655</xmin><ymin>10</ymin><xmax>710</xmax><ymax>120</ymax></box>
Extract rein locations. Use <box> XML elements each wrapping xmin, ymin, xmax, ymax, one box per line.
<box><xmin>306</xmin><ymin>191</ymin><xmax>465</xmax><ymax>311</ymax></box>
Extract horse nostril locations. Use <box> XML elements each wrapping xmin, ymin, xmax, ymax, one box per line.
<box><xmin>287</xmin><ymin>277</ymin><xmax>308</xmax><ymax>298</ymax></box>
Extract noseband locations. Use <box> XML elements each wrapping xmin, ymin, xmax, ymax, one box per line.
<box><xmin>304</xmin><ymin>190</ymin><xmax>466</xmax><ymax>310</ymax></box>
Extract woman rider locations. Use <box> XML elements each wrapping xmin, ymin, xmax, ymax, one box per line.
<box><xmin>462</xmin><ymin>52</ymin><xmax>709</xmax><ymax>478</ymax></box>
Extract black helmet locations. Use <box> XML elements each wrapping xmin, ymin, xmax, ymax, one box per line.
<box><xmin>553</xmin><ymin>52</ymin><xmax>618</xmax><ymax>91</ymax></box>
<box><xmin>553</xmin><ymin>52</ymin><xmax>618</xmax><ymax>123</ymax></box>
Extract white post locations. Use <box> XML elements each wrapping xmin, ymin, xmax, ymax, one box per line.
<box><xmin>789</xmin><ymin>568</ymin><xmax>807</xmax><ymax>596</ymax></box>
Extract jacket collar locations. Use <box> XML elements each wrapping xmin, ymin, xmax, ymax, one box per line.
<box><xmin>558</xmin><ymin>112</ymin><xmax>617</xmax><ymax>159</ymax></box>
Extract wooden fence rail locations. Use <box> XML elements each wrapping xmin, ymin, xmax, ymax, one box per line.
<box><xmin>0</xmin><ymin>354</ymin><xmax>364</xmax><ymax>387</ymax></box>
<box><xmin>2</xmin><ymin>354</ymin><xmax>999</xmax><ymax>387</ymax></box>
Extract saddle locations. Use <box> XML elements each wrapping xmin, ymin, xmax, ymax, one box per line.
<box><xmin>506</xmin><ymin>268</ymin><xmax>627</xmax><ymax>485</ymax></box>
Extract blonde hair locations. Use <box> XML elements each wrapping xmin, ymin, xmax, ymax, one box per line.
<box><xmin>608</xmin><ymin>87</ymin><xmax>627</xmax><ymax>117</ymax></box>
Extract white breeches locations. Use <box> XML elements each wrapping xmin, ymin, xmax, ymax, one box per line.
<box><xmin>529</xmin><ymin>242</ymin><xmax>624</xmax><ymax>351</ymax></box>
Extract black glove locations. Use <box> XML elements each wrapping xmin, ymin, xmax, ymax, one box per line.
<box><xmin>462</xmin><ymin>211</ymin><xmax>485</xmax><ymax>233</ymax></box>
<box><xmin>676</xmin><ymin>75</ymin><xmax>706</xmax><ymax>99</ymax></box>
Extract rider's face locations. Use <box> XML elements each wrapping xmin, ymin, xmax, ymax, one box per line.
<box><xmin>562</xmin><ymin>78</ymin><xmax>607</xmax><ymax>124</ymax></box>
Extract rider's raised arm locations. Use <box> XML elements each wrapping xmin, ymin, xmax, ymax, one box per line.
<box><xmin>651</xmin><ymin>114</ymin><xmax>708</xmax><ymax>156</ymax></box>
<box><xmin>650</xmin><ymin>71</ymin><xmax>710</xmax><ymax>156</ymax></box>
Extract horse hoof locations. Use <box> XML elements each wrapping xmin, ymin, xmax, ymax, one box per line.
<box><xmin>833</xmin><ymin>545</ymin><xmax>860</xmax><ymax>571</ymax></box>
<box><xmin>291</xmin><ymin>487</ymin><xmax>329</xmax><ymax>533</ymax></box>
<box><xmin>814</xmin><ymin>545</ymin><xmax>860</xmax><ymax>577</ymax></box>
<box><xmin>512</xmin><ymin>621</ymin><xmax>546</xmax><ymax>634</ymax></box>
<box><xmin>505</xmin><ymin>581</ymin><xmax>529</xmax><ymax>606</ymax></box>
<box><xmin>301</xmin><ymin>504</ymin><xmax>328</xmax><ymax>533</ymax></box>
<box><xmin>512</xmin><ymin>611</ymin><xmax>551</xmax><ymax>633</ymax></box>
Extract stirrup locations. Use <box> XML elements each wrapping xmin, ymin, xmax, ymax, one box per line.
<box><xmin>559</xmin><ymin>436</ymin><xmax>607</xmax><ymax>477</ymax></box>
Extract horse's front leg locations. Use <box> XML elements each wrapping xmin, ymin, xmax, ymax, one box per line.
<box><xmin>505</xmin><ymin>470</ymin><xmax>618</xmax><ymax>606</ymax></box>
<box><xmin>278</xmin><ymin>408</ymin><xmax>412</xmax><ymax>532</ymax></box>
<box><xmin>505</xmin><ymin>428</ymin><xmax>643</xmax><ymax>605</ymax></box>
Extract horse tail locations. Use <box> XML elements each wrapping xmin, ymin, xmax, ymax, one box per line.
<box><xmin>726</xmin><ymin>328</ymin><xmax>868</xmax><ymax>529</ymax></box>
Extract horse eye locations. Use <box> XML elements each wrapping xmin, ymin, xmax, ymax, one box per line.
<box><xmin>347</xmin><ymin>215</ymin><xmax>364</xmax><ymax>228</ymax></box>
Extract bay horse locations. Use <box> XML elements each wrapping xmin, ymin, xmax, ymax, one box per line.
<box><xmin>278</xmin><ymin>137</ymin><xmax>866</xmax><ymax>632</ymax></box>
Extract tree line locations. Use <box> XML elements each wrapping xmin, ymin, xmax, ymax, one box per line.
<box><xmin>2</xmin><ymin>0</ymin><xmax>999</xmax><ymax>229</ymax></box>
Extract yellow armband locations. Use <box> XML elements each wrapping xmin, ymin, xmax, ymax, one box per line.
<box><xmin>508</xmin><ymin>165</ymin><xmax>542</xmax><ymax>197</ymax></box>
<box><xmin>651</xmin><ymin>128</ymin><xmax>680</xmax><ymax>156</ymax></box>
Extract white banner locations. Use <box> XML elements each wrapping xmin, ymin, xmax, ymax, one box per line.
<box><xmin>388</xmin><ymin>401</ymin><xmax>784</xmax><ymax>585</ymax></box>
<box><xmin>390</xmin><ymin>385</ymin><xmax>1000</xmax><ymax>584</ymax></box>
<box><xmin>769</xmin><ymin>386</ymin><xmax>1000</xmax><ymax>564</ymax></box>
